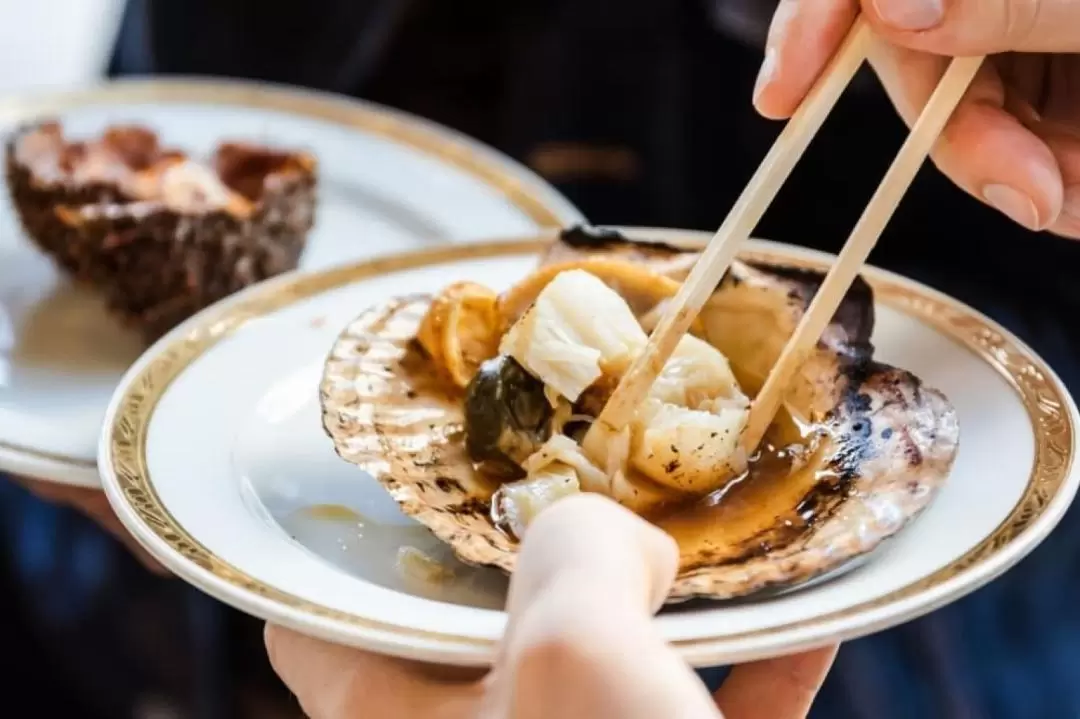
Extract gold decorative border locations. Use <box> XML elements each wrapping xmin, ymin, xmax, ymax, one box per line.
<box><xmin>1</xmin><ymin>78</ymin><xmax>576</xmax><ymax>470</ymax></box>
<box><xmin>104</xmin><ymin>237</ymin><xmax>1075</xmax><ymax>651</ymax></box>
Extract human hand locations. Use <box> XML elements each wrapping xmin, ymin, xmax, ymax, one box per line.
<box><xmin>265</xmin><ymin>494</ymin><xmax>837</xmax><ymax>718</ymax></box>
<box><xmin>10</xmin><ymin>474</ymin><xmax>168</xmax><ymax>575</ymax></box>
<box><xmin>753</xmin><ymin>0</ymin><xmax>1080</xmax><ymax>238</ymax></box>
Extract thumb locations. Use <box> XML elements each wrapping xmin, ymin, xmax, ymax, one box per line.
<box><xmin>503</xmin><ymin>492</ymin><xmax>679</xmax><ymax>619</ymax></box>
<box><xmin>483</xmin><ymin>494</ymin><xmax>719</xmax><ymax>719</ymax></box>
<box><xmin>863</xmin><ymin>0</ymin><xmax>1080</xmax><ymax>54</ymax></box>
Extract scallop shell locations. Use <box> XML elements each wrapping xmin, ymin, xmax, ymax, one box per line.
<box><xmin>320</xmin><ymin>232</ymin><xmax>960</xmax><ymax>601</ymax></box>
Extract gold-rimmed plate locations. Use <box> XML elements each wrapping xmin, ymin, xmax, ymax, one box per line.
<box><xmin>0</xmin><ymin>77</ymin><xmax>583</xmax><ymax>486</ymax></box>
<box><xmin>99</xmin><ymin>228</ymin><xmax>1078</xmax><ymax>667</ymax></box>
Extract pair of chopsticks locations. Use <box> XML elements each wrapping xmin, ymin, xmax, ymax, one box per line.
<box><xmin>584</xmin><ymin>16</ymin><xmax>984</xmax><ymax>458</ymax></box>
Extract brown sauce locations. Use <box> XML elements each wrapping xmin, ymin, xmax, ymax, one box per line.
<box><xmin>302</xmin><ymin>504</ymin><xmax>364</xmax><ymax>522</ymax></box>
<box><xmin>655</xmin><ymin>409</ymin><xmax>847</xmax><ymax>570</ymax></box>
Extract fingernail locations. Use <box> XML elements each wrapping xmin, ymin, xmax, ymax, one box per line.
<box><xmin>872</xmin><ymin>0</ymin><xmax>944</xmax><ymax>31</ymax></box>
<box><xmin>982</xmin><ymin>184</ymin><xmax>1041</xmax><ymax>230</ymax></box>
<box><xmin>1064</xmin><ymin>186</ymin><xmax>1080</xmax><ymax>222</ymax></box>
<box><xmin>753</xmin><ymin>47</ymin><xmax>778</xmax><ymax>103</ymax></box>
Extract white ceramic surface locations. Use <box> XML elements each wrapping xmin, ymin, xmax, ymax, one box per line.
<box><xmin>0</xmin><ymin>79</ymin><xmax>583</xmax><ymax>486</ymax></box>
<box><xmin>99</xmin><ymin>231</ymin><xmax>1080</xmax><ymax>667</ymax></box>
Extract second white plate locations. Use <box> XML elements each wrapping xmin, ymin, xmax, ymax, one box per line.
<box><xmin>0</xmin><ymin>78</ymin><xmax>583</xmax><ymax>486</ymax></box>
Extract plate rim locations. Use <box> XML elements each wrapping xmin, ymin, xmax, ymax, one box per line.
<box><xmin>0</xmin><ymin>443</ymin><xmax>98</xmax><ymax>487</ymax></box>
<box><xmin>98</xmin><ymin>228</ymin><xmax>1080</xmax><ymax>666</ymax></box>
<box><xmin>0</xmin><ymin>76</ymin><xmax>585</xmax><ymax>477</ymax></box>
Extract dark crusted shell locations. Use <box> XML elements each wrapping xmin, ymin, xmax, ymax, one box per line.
<box><xmin>5</xmin><ymin>121</ymin><xmax>317</xmax><ymax>341</ymax></box>
<box><xmin>320</xmin><ymin>227</ymin><xmax>959</xmax><ymax>601</ymax></box>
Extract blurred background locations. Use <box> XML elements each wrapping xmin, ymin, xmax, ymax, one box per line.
<box><xmin>1</xmin><ymin>1</ymin><xmax>1078</xmax><ymax>717</ymax></box>
<box><xmin>0</xmin><ymin>0</ymin><xmax>124</xmax><ymax>94</ymax></box>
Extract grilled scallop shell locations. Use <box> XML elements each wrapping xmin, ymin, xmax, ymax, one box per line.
<box><xmin>320</xmin><ymin>228</ymin><xmax>960</xmax><ymax>601</ymax></box>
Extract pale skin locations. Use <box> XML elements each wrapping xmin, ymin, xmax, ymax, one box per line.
<box><xmin>753</xmin><ymin>0</ymin><xmax>1080</xmax><ymax>238</ymax></box>
<box><xmin>264</xmin><ymin>494</ymin><xmax>839</xmax><ymax>719</ymax></box>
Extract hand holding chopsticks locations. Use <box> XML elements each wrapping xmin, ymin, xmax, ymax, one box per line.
<box><xmin>757</xmin><ymin>0</ymin><xmax>1080</xmax><ymax>238</ymax></box>
<box><xmin>741</xmin><ymin>53</ymin><xmax>983</xmax><ymax>452</ymax></box>
<box><xmin>584</xmin><ymin>16</ymin><xmax>873</xmax><ymax>447</ymax></box>
<box><xmin>585</xmin><ymin>16</ymin><xmax>984</xmax><ymax>464</ymax></box>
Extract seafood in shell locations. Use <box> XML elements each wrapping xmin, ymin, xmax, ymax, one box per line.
<box><xmin>320</xmin><ymin>226</ymin><xmax>959</xmax><ymax>601</ymax></box>
<box><xmin>5</xmin><ymin>121</ymin><xmax>317</xmax><ymax>341</ymax></box>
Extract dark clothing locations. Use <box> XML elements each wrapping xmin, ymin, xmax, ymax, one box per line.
<box><xmin>5</xmin><ymin>0</ymin><xmax>1080</xmax><ymax>716</ymax></box>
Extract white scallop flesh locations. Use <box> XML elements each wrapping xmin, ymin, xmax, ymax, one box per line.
<box><xmin>499</xmin><ymin>269</ymin><xmax>647</xmax><ymax>402</ymax></box>
<box><xmin>647</xmin><ymin>334</ymin><xmax>745</xmax><ymax>407</ymax></box>
<box><xmin>493</xmin><ymin>463</ymin><xmax>581</xmax><ymax>539</ymax></box>
<box><xmin>630</xmin><ymin>399</ymin><xmax>749</xmax><ymax>494</ymax></box>
<box><xmin>498</xmin><ymin>270</ymin><xmax>752</xmax><ymax>512</ymax></box>
<box><xmin>522</xmin><ymin>434</ymin><xmax>609</xmax><ymax>494</ymax></box>
<box><xmin>629</xmin><ymin>334</ymin><xmax>750</xmax><ymax>494</ymax></box>
<box><xmin>493</xmin><ymin>434</ymin><xmax>598</xmax><ymax>537</ymax></box>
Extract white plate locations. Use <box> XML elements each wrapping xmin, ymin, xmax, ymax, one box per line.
<box><xmin>0</xmin><ymin>78</ymin><xmax>583</xmax><ymax>486</ymax></box>
<box><xmin>99</xmin><ymin>229</ymin><xmax>1080</xmax><ymax>667</ymax></box>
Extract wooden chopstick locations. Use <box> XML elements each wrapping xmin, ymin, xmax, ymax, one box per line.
<box><xmin>740</xmin><ymin>54</ymin><xmax>984</xmax><ymax>453</ymax></box>
<box><xmin>584</xmin><ymin>17</ymin><xmax>982</xmax><ymax>476</ymax></box>
<box><xmin>582</xmin><ymin>17</ymin><xmax>874</xmax><ymax>450</ymax></box>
